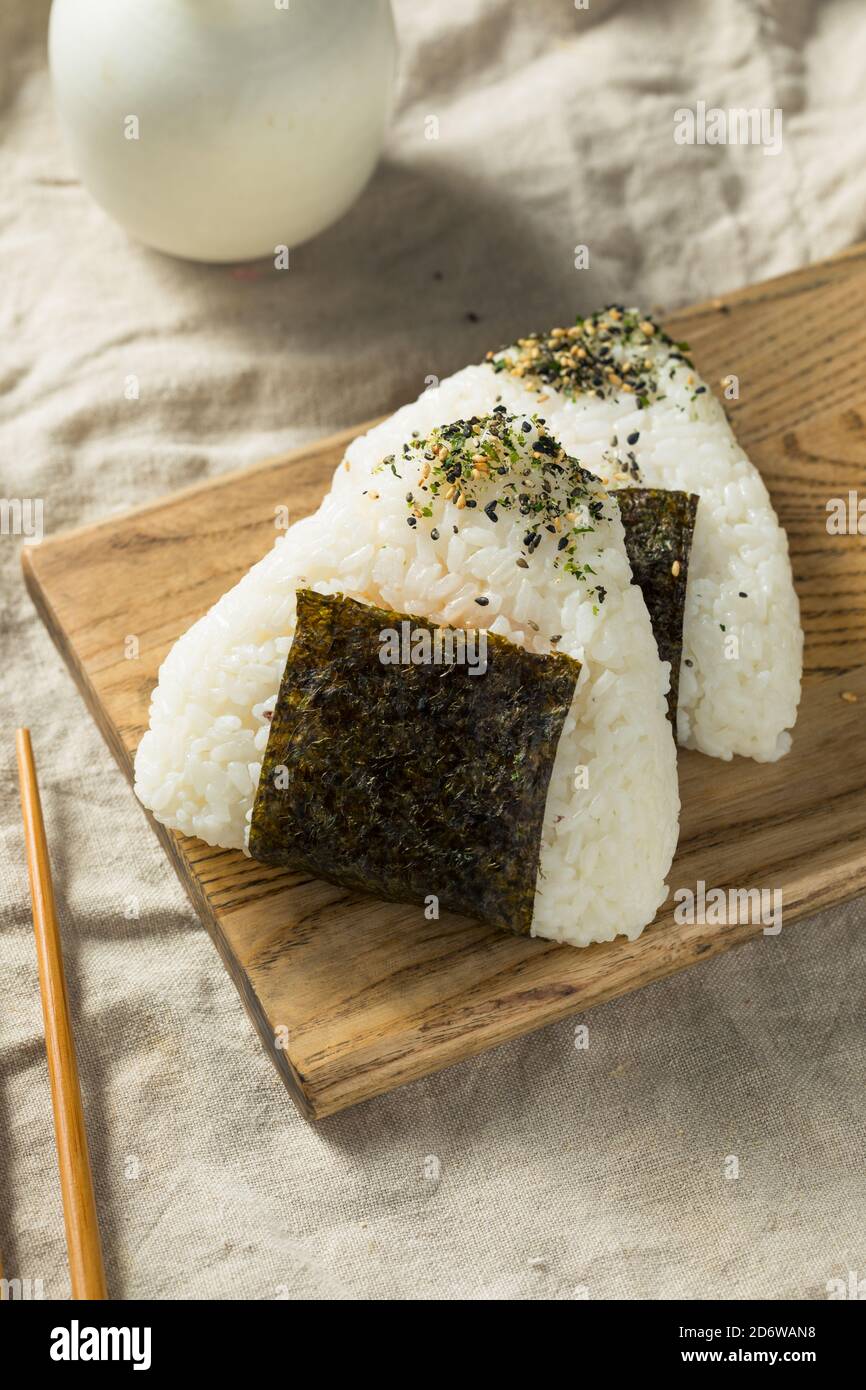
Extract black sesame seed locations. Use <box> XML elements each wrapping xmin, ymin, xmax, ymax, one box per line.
<box><xmin>516</xmin><ymin>557</ymin><xmax>529</xmax><ymax>569</ymax></box>
<box><xmin>475</xmin><ymin>596</ymin><xmax>490</xmax><ymax>606</ymax></box>
<box><xmin>407</xmin><ymin>516</ymin><xmax>417</xmax><ymax>527</ymax></box>
<box><xmin>484</xmin><ymin>500</ymin><xmax>498</xmax><ymax>522</ymax></box>
<box><xmin>738</xmin><ymin>591</ymin><xmax>747</xmax><ymax>598</ymax></box>
<box><xmin>430</xmin><ymin>528</ymin><xmax>440</xmax><ymax>541</ymax></box>
<box><xmin>627</xmin><ymin>431</ymin><xmax>639</xmax><ymax>445</ymax></box>
<box><xmin>684</xmin><ymin>658</ymin><xmax>694</xmax><ymax>668</ymax></box>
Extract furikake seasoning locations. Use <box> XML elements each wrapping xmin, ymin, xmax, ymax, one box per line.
<box><xmin>372</xmin><ymin>408</ymin><xmax>610</xmax><ymax>603</ymax></box>
<box><xmin>486</xmin><ymin>307</ymin><xmax>693</xmax><ymax>408</ymax></box>
<box><xmin>615</xmin><ymin>488</ymin><xmax>699</xmax><ymax>723</ymax></box>
<box><xmin>248</xmin><ymin>588</ymin><xmax>580</xmax><ymax>936</ymax></box>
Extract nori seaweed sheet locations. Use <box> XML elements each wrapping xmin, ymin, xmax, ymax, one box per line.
<box><xmin>249</xmin><ymin>589</ymin><xmax>581</xmax><ymax>936</ymax></box>
<box><xmin>616</xmin><ymin>488</ymin><xmax>699</xmax><ymax>723</ymax></box>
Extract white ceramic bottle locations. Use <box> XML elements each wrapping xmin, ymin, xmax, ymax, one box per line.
<box><xmin>48</xmin><ymin>0</ymin><xmax>397</xmax><ymax>263</ymax></box>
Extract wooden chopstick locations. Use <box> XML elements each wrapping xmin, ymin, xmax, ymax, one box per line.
<box><xmin>15</xmin><ymin>729</ymin><xmax>107</xmax><ymax>1301</ymax></box>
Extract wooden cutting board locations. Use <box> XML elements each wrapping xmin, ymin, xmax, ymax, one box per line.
<box><xmin>23</xmin><ymin>244</ymin><xmax>866</xmax><ymax>1119</ymax></box>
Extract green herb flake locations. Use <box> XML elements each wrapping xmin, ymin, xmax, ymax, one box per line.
<box><xmin>373</xmin><ymin>410</ymin><xmax>610</xmax><ymax>591</ymax></box>
<box><xmin>485</xmin><ymin>308</ymin><xmax>690</xmax><ymax>407</ymax></box>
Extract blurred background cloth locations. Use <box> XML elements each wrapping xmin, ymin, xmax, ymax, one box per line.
<box><xmin>2</xmin><ymin>0</ymin><xmax>864</xmax><ymax>1300</ymax></box>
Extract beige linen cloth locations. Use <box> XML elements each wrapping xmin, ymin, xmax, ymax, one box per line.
<box><xmin>2</xmin><ymin>0</ymin><xmax>864</xmax><ymax>1301</ymax></box>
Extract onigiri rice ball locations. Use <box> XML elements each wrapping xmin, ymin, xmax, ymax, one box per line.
<box><xmin>135</xmin><ymin>411</ymin><xmax>680</xmax><ymax>948</ymax></box>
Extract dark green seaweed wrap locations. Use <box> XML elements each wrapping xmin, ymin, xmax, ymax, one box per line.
<box><xmin>616</xmin><ymin>488</ymin><xmax>699</xmax><ymax>724</ymax></box>
<box><xmin>249</xmin><ymin>589</ymin><xmax>581</xmax><ymax>936</ymax></box>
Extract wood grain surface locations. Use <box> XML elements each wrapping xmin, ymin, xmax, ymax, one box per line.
<box><xmin>22</xmin><ymin>245</ymin><xmax>866</xmax><ymax>1118</ymax></box>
